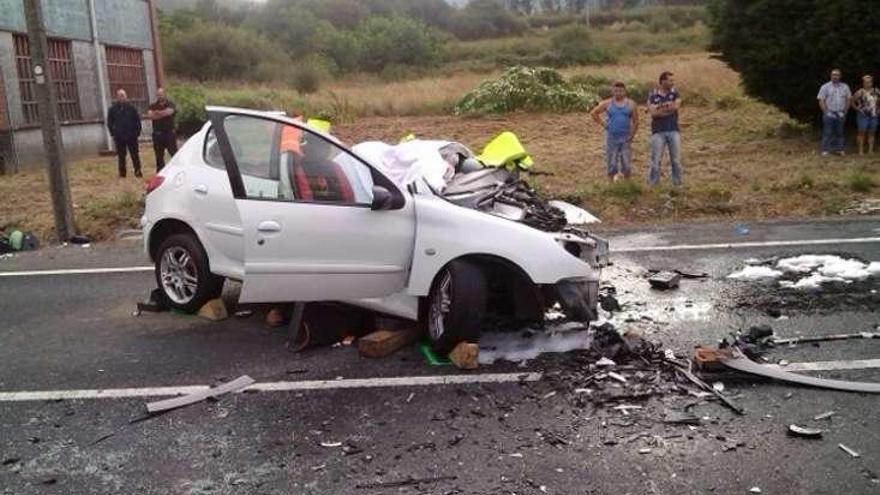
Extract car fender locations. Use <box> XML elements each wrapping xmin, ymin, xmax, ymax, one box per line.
<box><xmin>143</xmin><ymin>127</ymin><xmax>244</xmax><ymax>280</ymax></box>
<box><xmin>407</xmin><ymin>195</ymin><xmax>597</xmax><ymax>296</ymax></box>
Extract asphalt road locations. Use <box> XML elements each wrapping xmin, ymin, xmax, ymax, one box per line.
<box><xmin>1</xmin><ymin>217</ymin><xmax>879</xmax><ymax>495</ymax></box>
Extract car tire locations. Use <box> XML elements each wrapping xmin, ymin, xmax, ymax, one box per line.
<box><xmin>427</xmin><ymin>260</ymin><xmax>487</xmax><ymax>355</ymax></box>
<box><xmin>154</xmin><ymin>233</ymin><xmax>224</xmax><ymax>313</ymax></box>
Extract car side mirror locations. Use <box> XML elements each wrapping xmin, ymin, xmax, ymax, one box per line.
<box><xmin>371</xmin><ymin>185</ymin><xmax>394</xmax><ymax>210</ymax></box>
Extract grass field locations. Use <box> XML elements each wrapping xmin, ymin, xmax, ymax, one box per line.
<box><xmin>1</xmin><ymin>54</ymin><xmax>878</xmax><ymax>243</ymax></box>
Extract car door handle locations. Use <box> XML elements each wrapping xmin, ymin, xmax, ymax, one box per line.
<box><xmin>257</xmin><ymin>220</ymin><xmax>282</xmax><ymax>233</ymax></box>
<box><xmin>193</xmin><ymin>184</ymin><xmax>208</xmax><ymax>195</ymax></box>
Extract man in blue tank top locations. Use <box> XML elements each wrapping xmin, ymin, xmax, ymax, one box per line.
<box><xmin>591</xmin><ymin>82</ymin><xmax>639</xmax><ymax>181</ymax></box>
<box><xmin>647</xmin><ymin>71</ymin><xmax>682</xmax><ymax>186</ymax></box>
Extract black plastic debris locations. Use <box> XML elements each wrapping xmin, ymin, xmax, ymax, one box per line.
<box><xmin>648</xmin><ymin>271</ymin><xmax>681</xmax><ymax>290</ymax></box>
<box><xmin>598</xmin><ymin>286</ymin><xmax>622</xmax><ymax>312</ymax></box>
<box><xmin>664</xmin><ymin>410</ymin><xmax>701</xmax><ymax>425</ymax></box>
<box><xmin>136</xmin><ymin>288</ymin><xmax>168</xmax><ymax>314</ymax></box>
<box><xmin>69</xmin><ymin>234</ymin><xmax>91</xmax><ymax>245</ymax></box>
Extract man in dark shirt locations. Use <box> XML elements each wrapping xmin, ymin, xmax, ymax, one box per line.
<box><xmin>646</xmin><ymin>71</ymin><xmax>683</xmax><ymax>186</ymax></box>
<box><xmin>106</xmin><ymin>89</ymin><xmax>142</xmax><ymax>178</ymax></box>
<box><xmin>147</xmin><ymin>87</ymin><xmax>177</xmax><ymax>171</ymax></box>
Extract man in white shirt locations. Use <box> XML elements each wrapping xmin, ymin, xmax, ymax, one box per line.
<box><xmin>817</xmin><ymin>68</ymin><xmax>852</xmax><ymax>156</ymax></box>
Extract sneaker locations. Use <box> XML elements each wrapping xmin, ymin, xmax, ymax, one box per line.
<box><xmin>821</xmin><ymin>151</ymin><xmax>830</xmax><ymax>157</ymax></box>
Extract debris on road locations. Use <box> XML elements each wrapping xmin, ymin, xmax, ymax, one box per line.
<box><xmin>673</xmin><ymin>363</ymin><xmax>744</xmax><ymax>415</ymax></box>
<box><xmin>813</xmin><ymin>411</ymin><xmax>836</xmax><ymax>421</ymax></box>
<box><xmin>355</xmin><ymin>475</ymin><xmax>457</xmax><ymax>490</ymax></box>
<box><xmin>320</xmin><ymin>441</ymin><xmax>343</xmax><ymax>448</ymax></box>
<box><xmin>774</xmin><ymin>332</ymin><xmax>879</xmax><ymax>346</ymax></box>
<box><xmin>607</xmin><ymin>371</ymin><xmax>628</xmax><ymax>383</ymax></box>
<box><xmin>748</xmin><ymin>487</ymin><xmax>762</xmax><ymax>494</ymax></box>
<box><xmin>788</xmin><ymin>424</ymin><xmax>823</xmax><ymax>439</ymax></box>
<box><xmin>596</xmin><ymin>357</ymin><xmax>617</xmax><ymax>367</ymax></box>
<box><xmin>145</xmin><ymin>375</ymin><xmax>255</xmax><ymax>414</ymax></box>
<box><xmin>135</xmin><ymin>288</ymin><xmax>167</xmax><ymax>315</ymax></box>
<box><xmin>664</xmin><ymin>410</ymin><xmax>700</xmax><ymax>425</ymax></box>
<box><xmin>839</xmin><ymin>443</ymin><xmax>861</xmax><ymax>458</ymax></box>
<box><xmin>648</xmin><ymin>271</ymin><xmax>681</xmax><ymax>290</ymax></box>
<box><xmin>717</xmin><ymin>347</ymin><xmax>880</xmax><ymax>394</ymax></box>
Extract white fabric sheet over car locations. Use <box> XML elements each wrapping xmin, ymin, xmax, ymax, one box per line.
<box><xmin>352</xmin><ymin>140</ymin><xmax>456</xmax><ymax>193</ymax></box>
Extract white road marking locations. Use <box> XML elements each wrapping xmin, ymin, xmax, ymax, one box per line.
<box><xmin>0</xmin><ymin>266</ymin><xmax>153</xmax><ymax>277</ymax></box>
<box><xmin>770</xmin><ymin>358</ymin><xmax>880</xmax><ymax>373</ymax></box>
<box><xmin>3</xmin><ymin>237</ymin><xmax>880</xmax><ymax>278</ymax></box>
<box><xmin>0</xmin><ymin>372</ymin><xmax>542</xmax><ymax>403</ymax></box>
<box><xmin>614</xmin><ymin>236</ymin><xmax>880</xmax><ymax>253</ymax></box>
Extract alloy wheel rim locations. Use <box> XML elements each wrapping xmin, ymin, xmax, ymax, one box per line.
<box><xmin>429</xmin><ymin>270</ymin><xmax>452</xmax><ymax>341</ymax></box>
<box><xmin>159</xmin><ymin>246</ymin><xmax>198</xmax><ymax>304</ymax></box>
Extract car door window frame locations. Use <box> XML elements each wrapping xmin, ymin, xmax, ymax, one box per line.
<box><xmin>207</xmin><ymin>110</ymin><xmax>403</xmax><ymax>209</ymax></box>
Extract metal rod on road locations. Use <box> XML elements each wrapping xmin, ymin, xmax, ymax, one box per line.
<box><xmin>774</xmin><ymin>332</ymin><xmax>878</xmax><ymax>345</ymax></box>
<box><xmin>23</xmin><ymin>0</ymin><xmax>75</xmax><ymax>241</ymax></box>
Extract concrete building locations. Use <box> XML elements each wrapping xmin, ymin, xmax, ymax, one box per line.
<box><xmin>0</xmin><ymin>0</ymin><xmax>164</xmax><ymax>173</ymax></box>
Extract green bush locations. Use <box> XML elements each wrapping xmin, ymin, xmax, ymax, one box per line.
<box><xmin>449</xmin><ymin>0</ymin><xmax>528</xmax><ymax>40</ymax></box>
<box><xmin>570</xmin><ymin>74</ymin><xmax>653</xmax><ymax>103</ymax></box>
<box><xmin>709</xmin><ymin>0</ymin><xmax>880</xmax><ymax>123</ymax></box>
<box><xmin>454</xmin><ymin>66</ymin><xmax>600</xmax><ymax>115</ymax></box>
<box><xmin>355</xmin><ymin>15</ymin><xmax>442</xmax><ymax>72</ymax></box>
<box><xmin>165</xmin><ymin>21</ymin><xmax>291</xmax><ymax>82</ymax></box>
<box><xmin>168</xmin><ymin>86</ymin><xmax>207</xmax><ymax>137</ymax></box>
<box><xmin>291</xmin><ymin>57</ymin><xmax>330</xmax><ymax>94</ymax></box>
<box><xmin>550</xmin><ymin>25</ymin><xmax>616</xmax><ymax>66</ymax></box>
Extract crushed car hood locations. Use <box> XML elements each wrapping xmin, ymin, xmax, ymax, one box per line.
<box><xmin>352</xmin><ymin>139</ymin><xmax>600</xmax><ymax>230</ymax></box>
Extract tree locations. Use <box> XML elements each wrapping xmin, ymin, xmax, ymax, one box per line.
<box><xmin>709</xmin><ymin>0</ymin><xmax>880</xmax><ymax>123</ymax></box>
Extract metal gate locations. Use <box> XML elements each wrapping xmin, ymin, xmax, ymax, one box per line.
<box><xmin>0</xmin><ymin>67</ymin><xmax>15</xmax><ymax>175</ymax></box>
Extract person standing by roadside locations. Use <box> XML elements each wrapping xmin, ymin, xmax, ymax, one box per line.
<box><xmin>591</xmin><ymin>82</ymin><xmax>638</xmax><ymax>181</ymax></box>
<box><xmin>147</xmin><ymin>87</ymin><xmax>178</xmax><ymax>171</ymax></box>
<box><xmin>852</xmin><ymin>75</ymin><xmax>879</xmax><ymax>155</ymax></box>
<box><xmin>647</xmin><ymin>71</ymin><xmax>682</xmax><ymax>186</ymax></box>
<box><xmin>107</xmin><ymin>89</ymin><xmax>142</xmax><ymax>178</ymax></box>
<box><xmin>817</xmin><ymin>68</ymin><xmax>852</xmax><ymax>156</ymax></box>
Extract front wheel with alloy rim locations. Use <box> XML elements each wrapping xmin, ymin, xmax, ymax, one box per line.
<box><xmin>155</xmin><ymin>233</ymin><xmax>224</xmax><ymax>313</ymax></box>
<box><xmin>427</xmin><ymin>260</ymin><xmax>487</xmax><ymax>355</ymax></box>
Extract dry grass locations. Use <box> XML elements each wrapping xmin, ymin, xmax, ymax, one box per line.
<box><xmin>295</xmin><ymin>52</ymin><xmax>730</xmax><ymax>118</ymax></box>
<box><xmin>0</xmin><ymin>150</ymin><xmax>149</xmax><ymax>242</ymax></box>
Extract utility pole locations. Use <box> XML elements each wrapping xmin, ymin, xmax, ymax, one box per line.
<box><xmin>584</xmin><ymin>0</ymin><xmax>591</xmax><ymax>29</ymax></box>
<box><xmin>23</xmin><ymin>0</ymin><xmax>75</xmax><ymax>241</ymax></box>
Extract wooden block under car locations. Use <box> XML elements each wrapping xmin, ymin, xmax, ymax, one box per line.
<box><xmin>357</xmin><ymin>329</ymin><xmax>418</xmax><ymax>358</ymax></box>
<box><xmin>648</xmin><ymin>271</ymin><xmax>681</xmax><ymax>290</ymax></box>
<box><xmin>198</xmin><ymin>298</ymin><xmax>228</xmax><ymax>321</ymax></box>
<box><xmin>449</xmin><ymin>342</ymin><xmax>479</xmax><ymax>370</ymax></box>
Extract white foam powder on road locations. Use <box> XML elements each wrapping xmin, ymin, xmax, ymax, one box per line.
<box><xmin>728</xmin><ymin>265</ymin><xmax>784</xmax><ymax>280</ymax></box>
<box><xmin>729</xmin><ymin>254</ymin><xmax>880</xmax><ymax>290</ymax></box>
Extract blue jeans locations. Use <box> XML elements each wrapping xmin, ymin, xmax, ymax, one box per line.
<box><xmin>821</xmin><ymin>113</ymin><xmax>845</xmax><ymax>152</ymax></box>
<box><xmin>605</xmin><ymin>134</ymin><xmax>631</xmax><ymax>176</ymax></box>
<box><xmin>648</xmin><ymin>131</ymin><xmax>682</xmax><ymax>186</ymax></box>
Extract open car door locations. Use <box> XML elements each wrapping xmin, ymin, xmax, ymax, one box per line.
<box><xmin>207</xmin><ymin>107</ymin><xmax>415</xmax><ymax>302</ymax></box>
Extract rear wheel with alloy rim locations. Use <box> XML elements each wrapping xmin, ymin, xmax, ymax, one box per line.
<box><xmin>155</xmin><ymin>233</ymin><xmax>224</xmax><ymax>313</ymax></box>
<box><xmin>427</xmin><ymin>260</ymin><xmax>487</xmax><ymax>355</ymax></box>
